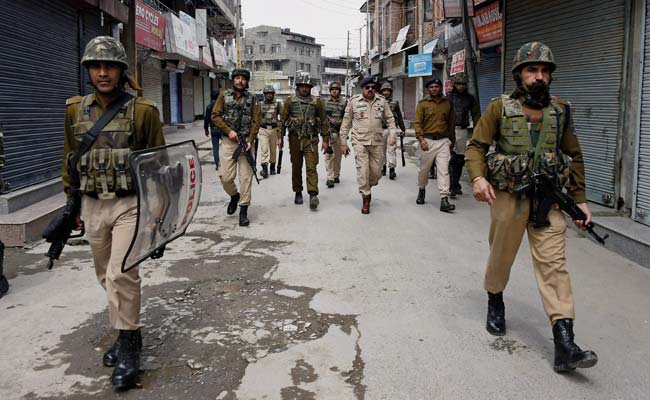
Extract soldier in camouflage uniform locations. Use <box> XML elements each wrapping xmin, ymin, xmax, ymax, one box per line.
<box><xmin>379</xmin><ymin>82</ymin><xmax>406</xmax><ymax>180</ymax></box>
<box><xmin>62</xmin><ymin>36</ymin><xmax>165</xmax><ymax>390</ymax></box>
<box><xmin>466</xmin><ymin>42</ymin><xmax>598</xmax><ymax>373</ymax></box>
<box><xmin>259</xmin><ymin>85</ymin><xmax>281</xmax><ymax>178</ymax></box>
<box><xmin>279</xmin><ymin>75</ymin><xmax>329</xmax><ymax>209</ymax></box>
<box><xmin>212</xmin><ymin>69</ymin><xmax>261</xmax><ymax>226</ymax></box>
<box><xmin>447</xmin><ymin>72</ymin><xmax>480</xmax><ymax>197</ymax></box>
<box><xmin>0</xmin><ymin>124</ymin><xmax>7</xmax><ymax>298</ymax></box>
<box><xmin>324</xmin><ymin>81</ymin><xmax>347</xmax><ymax>188</ymax></box>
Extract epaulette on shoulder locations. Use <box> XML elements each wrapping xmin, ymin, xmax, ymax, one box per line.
<box><xmin>135</xmin><ymin>97</ymin><xmax>157</xmax><ymax>108</ymax></box>
<box><xmin>66</xmin><ymin>96</ymin><xmax>83</xmax><ymax>106</ymax></box>
<box><xmin>351</xmin><ymin>94</ymin><xmax>362</xmax><ymax>100</ymax></box>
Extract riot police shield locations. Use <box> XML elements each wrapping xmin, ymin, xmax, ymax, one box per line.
<box><xmin>121</xmin><ymin>140</ymin><xmax>202</xmax><ymax>272</ymax></box>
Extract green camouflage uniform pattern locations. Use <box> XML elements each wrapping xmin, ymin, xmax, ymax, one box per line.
<box><xmin>486</xmin><ymin>94</ymin><xmax>571</xmax><ymax>192</ymax></box>
<box><xmin>453</xmin><ymin>72</ymin><xmax>468</xmax><ymax>84</ymax></box>
<box><xmin>222</xmin><ymin>89</ymin><xmax>256</xmax><ymax>138</ymax></box>
<box><xmin>511</xmin><ymin>41</ymin><xmax>556</xmax><ymax>72</ymax></box>
<box><xmin>81</xmin><ymin>36</ymin><xmax>129</xmax><ymax>69</ymax></box>
<box><xmin>261</xmin><ymin>100</ymin><xmax>280</xmax><ymax>126</ymax></box>
<box><xmin>263</xmin><ymin>85</ymin><xmax>275</xmax><ymax>93</ymax></box>
<box><xmin>324</xmin><ymin>96</ymin><xmax>347</xmax><ymax>134</ymax></box>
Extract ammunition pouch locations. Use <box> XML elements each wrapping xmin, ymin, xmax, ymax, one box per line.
<box><xmin>78</xmin><ymin>148</ymin><xmax>134</xmax><ymax>199</ymax></box>
<box><xmin>487</xmin><ymin>153</ymin><xmax>532</xmax><ymax>193</ymax></box>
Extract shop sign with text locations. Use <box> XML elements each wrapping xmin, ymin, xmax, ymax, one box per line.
<box><xmin>135</xmin><ymin>0</ymin><xmax>165</xmax><ymax>52</ymax></box>
<box><xmin>472</xmin><ymin>1</ymin><xmax>502</xmax><ymax>44</ymax></box>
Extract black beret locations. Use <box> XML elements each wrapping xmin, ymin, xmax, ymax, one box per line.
<box><xmin>359</xmin><ymin>75</ymin><xmax>377</xmax><ymax>88</ymax></box>
<box><xmin>425</xmin><ymin>77</ymin><xmax>443</xmax><ymax>87</ymax></box>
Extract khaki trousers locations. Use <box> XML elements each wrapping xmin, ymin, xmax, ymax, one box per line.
<box><xmin>382</xmin><ymin>129</ymin><xmax>397</xmax><ymax>168</ymax></box>
<box><xmin>325</xmin><ymin>134</ymin><xmax>342</xmax><ymax>180</ymax></box>
<box><xmin>259</xmin><ymin>127</ymin><xmax>279</xmax><ymax>165</ymax></box>
<box><xmin>417</xmin><ymin>138</ymin><xmax>451</xmax><ymax>196</ymax></box>
<box><xmin>219</xmin><ymin>137</ymin><xmax>253</xmax><ymax>206</ymax></box>
<box><xmin>81</xmin><ymin>195</ymin><xmax>141</xmax><ymax>330</ymax></box>
<box><xmin>485</xmin><ymin>190</ymin><xmax>575</xmax><ymax>323</ymax></box>
<box><xmin>353</xmin><ymin>143</ymin><xmax>384</xmax><ymax>196</ymax></box>
<box><xmin>454</xmin><ymin>128</ymin><xmax>470</xmax><ymax>155</ymax></box>
<box><xmin>289</xmin><ymin>135</ymin><xmax>320</xmax><ymax>194</ymax></box>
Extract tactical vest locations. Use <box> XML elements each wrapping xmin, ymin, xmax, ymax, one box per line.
<box><xmin>325</xmin><ymin>96</ymin><xmax>346</xmax><ymax>131</ymax></box>
<box><xmin>449</xmin><ymin>91</ymin><xmax>474</xmax><ymax>128</ymax></box>
<box><xmin>74</xmin><ymin>95</ymin><xmax>136</xmax><ymax>199</ymax></box>
<box><xmin>289</xmin><ymin>95</ymin><xmax>320</xmax><ymax>138</ymax></box>
<box><xmin>382</xmin><ymin>97</ymin><xmax>400</xmax><ymax>129</ymax></box>
<box><xmin>261</xmin><ymin>100</ymin><xmax>279</xmax><ymax>126</ymax></box>
<box><xmin>222</xmin><ymin>89</ymin><xmax>254</xmax><ymax>136</ymax></box>
<box><xmin>487</xmin><ymin>95</ymin><xmax>571</xmax><ymax>192</ymax></box>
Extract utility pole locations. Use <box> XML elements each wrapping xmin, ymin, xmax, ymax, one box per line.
<box><xmin>346</xmin><ymin>30</ymin><xmax>350</xmax><ymax>97</ymax></box>
<box><xmin>461</xmin><ymin>0</ymin><xmax>480</xmax><ymax>108</ymax></box>
<box><xmin>416</xmin><ymin>0</ymin><xmax>424</xmax><ymax>103</ymax></box>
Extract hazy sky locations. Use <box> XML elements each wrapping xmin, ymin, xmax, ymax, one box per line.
<box><xmin>241</xmin><ymin>0</ymin><xmax>367</xmax><ymax>57</ymax></box>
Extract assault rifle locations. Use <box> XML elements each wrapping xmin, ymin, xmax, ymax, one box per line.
<box><xmin>516</xmin><ymin>173</ymin><xmax>608</xmax><ymax>245</ymax></box>
<box><xmin>42</xmin><ymin>192</ymin><xmax>85</xmax><ymax>269</ymax></box>
<box><xmin>232</xmin><ymin>103</ymin><xmax>260</xmax><ymax>184</ymax></box>
<box><xmin>277</xmin><ymin>119</ymin><xmax>288</xmax><ymax>174</ymax></box>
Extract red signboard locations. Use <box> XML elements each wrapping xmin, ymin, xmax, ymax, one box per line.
<box><xmin>444</xmin><ymin>80</ymin><xmax>454</xmax><ymax>95</ymax></box>
<box><xmin>135</xmin><ymin>0</ymin><xmax>165</xmax><ymax>52</ymax></box>
<box><xmin>450</xmin><ymin>49</ymin><xmax>466</xmax><ymax>75</ymax></box>
<box><xmin>472</xmin><ymin>1</ymin><xmax>503</xmax><ymax>44</ymax></box>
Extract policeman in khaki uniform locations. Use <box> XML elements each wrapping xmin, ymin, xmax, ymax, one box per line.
<box><xmin>212</xmin><ymin>69</ymin><xmax>261</xmax><ymax>226</ymax></box>
<box><xmin>466</xmin><ymin>42</ymin><xmax>598</xmax><ymax>373</ymax></box>
<box><xmin>379</xmin><ymin>82</ymin><xmax>406</xmax><ymax>180</ymax></box>
<box><xmin>259</xmin><ymin>85</ymin><xmax>281</xmax><ymax>178</ymax></box>
<box><xmin>62</xmin><ymin>36</ymin><xmax>165</xmax><ymax>390</ymax></box>
<box><xmin>414</xmin><ymin>77</ymin><xmax>456</xmax><ymax>212</ymax></box>
<box><xmin>339</xmin><ymin>76</ymin><xmax>397</xmax><ymax>214</ymax></box>
<box><xmin>324</xmin><ymin>81</ymin><xmax>347</xmax><ymax>188</ymax></box>
<box><xmin>279</xmin><ymin>74</ymin><xmax>329</xmax><ymax>210</ymax></box>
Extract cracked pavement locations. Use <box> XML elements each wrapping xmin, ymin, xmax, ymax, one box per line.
<box><xmin>1</xmin><ymin>129</ymin><xmax>650</xmax><ymax>399</ymax></box>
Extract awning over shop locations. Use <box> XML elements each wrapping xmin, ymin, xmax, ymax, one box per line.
<box><xmin>387</xmin><ymin>25</ymin><xmax>410</xmax><ymax>56</ymax></box>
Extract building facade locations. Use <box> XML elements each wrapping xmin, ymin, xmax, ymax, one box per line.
<box><xmin>243</xmin><ymin>25</ymin><xmax>323</xmax><ymax>100</ymax></box>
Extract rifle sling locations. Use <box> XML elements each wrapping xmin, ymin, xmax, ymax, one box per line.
<box><xmin>70</xmin><ymin>92</ymin><xmax>134</xmax><ymax>191</ymax></box>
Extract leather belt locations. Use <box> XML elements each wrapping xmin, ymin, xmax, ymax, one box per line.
<box><xmin>425</xmin><ymin>133</ymin><xmax>447</xmax><ymax>140</ymax></box>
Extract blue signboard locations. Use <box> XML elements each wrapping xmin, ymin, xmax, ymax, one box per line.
<box><xmin>408</xmin><ymin>53</ymin><xmax>433</xmax><ymax>77</ymax></box>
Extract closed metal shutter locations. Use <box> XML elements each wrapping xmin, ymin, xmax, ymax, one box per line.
<box><xmin>504</xmin><ymin>0</ymin><xmax>625</xmax><ymax>207</ymax></box>
<box><xmin>477</xmin><ymin>52</ymin><xmax>501</xmax><ymax>114</ymax></box>
<box><xmin>193</xmin><ymin>76</ymin><xmax>203</xmax><ymax>118</ymax></box>
<box><xmin>169</xmin><ymin>72</ymin><xmax>181</xmax><ymax>124</ymax></box>
<box><xmin>0</xmin><ymin>0</ymin><xmax>79</xmax><ymax>190</ymax></box>
<box><xmin>181</xmin><ymin>69</ymin><xmax>194</xmax><ymax>122</ymax></box>
<box><xmin>142</xmin><ymin>60</ymin><xmax>164</xmax><ymax>122</ymax></box>
<box><xmin>635</xmin><ymin>1</ymin><xmax>650</xmax><ymax>226</ymax></box>
<box><xmin>403</xmin><ymin>77</ymin><xmax>417</xmax><ymax>121</ymax></box>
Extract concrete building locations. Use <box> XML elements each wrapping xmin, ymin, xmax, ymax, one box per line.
<box><xmin>243</xmin><ymin>25</ymin><xmax>323</xmax><ymax>100</ymax></box>
<box><xmin>320</xmin><ymin>56</ymin><xmax>361</xmax><ymax>96</ymax></box>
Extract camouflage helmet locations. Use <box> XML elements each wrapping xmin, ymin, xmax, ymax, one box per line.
<box><xmin>232</xmin><ymin>68</ymin><xmax>251</xmax><ymax>80</ymax></box>
<box><xmin>453</xmin><ymin>72</ymin><xmax>468</xmax><ymax>84</ymax></box>
<box><xmin>295</xmin><ymin>74</ymin><xmax>313</xmax><ymax>87</ymax></box>
<box><xmin>263</xmin><ymin>85</ymin><xmax>275</xmax><ymax>93</ymax></box>
<box><xmin>329</xmin><ymin>81</ymin><xmax>342</xmax><ymax>90</ymax></box>
<box><xmin>512</xmin><ymin>42</ymin><xmax>556</xmax><ymax>73</ymax></box>
<box><xmin>380</xmin><ymin>82</ymin><xmax>393</xmax><ymax>91</ymax></box>
<box><xmin>81</xmin><ymin>36</ymin><xmax>128</xmax><ymax>70</ymax></box>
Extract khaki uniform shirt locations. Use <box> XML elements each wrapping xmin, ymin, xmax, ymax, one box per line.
<box><xmin>211</xmin><ymin>91</ymin><xmax>262</xmax><ymax>146</ymax></box>
<box><xmin>414</xmin><ymin>95</ymin><xmax>456</xmax><ymax>146</ymax></box>
<box><xmin>466</xmin><ymin>96</ymin><xmax>587</xmax><ymax>203</ymax></box>
<box><xmin>339</xmin><ymin>94</ymin><xmax>397</xmax><ymax>145</ymax></box>
<box><xmin>62</xmin><ymin>93</ymin><xmax>165</xmax><ymax>194</ymax></box>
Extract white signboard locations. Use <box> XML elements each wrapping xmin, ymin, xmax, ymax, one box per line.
<box><xmin>201</xmin><ymin>46</ymin><xmax>213</xmax><ymax>68</ymax></box>
<box><xmin>211</xmin><ymin>38</ymin><xmax>228</xmax><ymax>67</ymax></box>
<box><xmin>450</xmin><ymin>49</ymin><xmax>466</xmax><ymax>75</ymax></box>
<box><xmin>195</xmin><ymin>9</ymin><xmax>207</xmax><ymax>47</ymax></box>
<box><xmin>166</xmin><ymin>12</ymin><xmax>200</xmax><ymax>61</ymax></box>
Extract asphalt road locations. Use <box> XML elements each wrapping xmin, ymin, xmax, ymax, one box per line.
<box><xmin>1</xmin><ymin>126</ymin><xmax>649</xmax><ymax>400</ymax></box>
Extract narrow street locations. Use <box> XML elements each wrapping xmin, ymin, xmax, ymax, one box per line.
<box><xmin>1</xmin><ymin>127</ymin><xmax>649</xmax><ymax>400</ymax></box>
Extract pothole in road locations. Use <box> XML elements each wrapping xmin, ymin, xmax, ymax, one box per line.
<box><xmin>24</xmin><ymin>230</ymin><xmax>366</xmax><ymax>400</ymax></box>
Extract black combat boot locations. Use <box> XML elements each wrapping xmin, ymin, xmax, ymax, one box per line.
<box><xmin>309</xmin><ymin>192</ymin><xmax>319</xmax><ymax>210</ymax></box>
<box><xmin>440</xmin><ymin>197</ymin><xmax>456</xmax><ymax>212</ymax></box>
<box><xmin>486</xmin><ymin>292</ymin><xmax>506</xmax><ymax>336</ymax></box>
<box><xmin>429</xmin><ymin>164</ymin><xmax>437</xmax><ymax>179</ymax></box>
<box><xmin>261</xmin><ymin>163</ymin><xmax>269</xmax><ymax>179</ymax></box>
<box><xmin>269</xmin><ymin>163</ymin><xmax>276</xmax><ymax>175</ymax></box>
<box><xmin>103</xmin><ymin>338</ymin><xmax>119</xmax><ymax>367</ymax></box>
<box><xmin>326</xmin><ymin>179</ymin><xmax>335</xmax><ymax>188</ymax></box>
<box><xmin>361</xmin><ymin>195</ymin><xmax>371</xmax><ymax>214</ymax></box>
<box><xmin>294</xmin><ymin>192</ymin><xmax>303</xmax><ymax>205</ymax></box>
<box><xmin>227</xmin><ymin>193</ymin><xmax>240</xmax><ymax>215</ymax></box>
<box><xmin>239</xmin><ymin>206</ymin><xmax>250</xmax><ymax>227</ymax></box>
<box><xmin>552</xmin><ymin>319</ymin><xmax>598</xmax><ymax>373</ymax></box>
<box><xmin>111</xmin><ymin>329</ymin><xmax>142</xmax><ymax>391</ymax></box>
<box><xmin>382</xmin><ymin>165</ymin><xmax>387</xmax><ymax>176</ymax></box>
<box><xmin>416</xmin><ymin>188</ymin><xmax>425</xmax><ymax>204</ymax></box>
<box><xmin>333</xmin><ymin>177</ymin><xmax>340</xmax><ymax>184</ymax></box>
<box><xmin>389</xmin><ymin>167</ymin><xmax>396</xmax><ymax>180</ymax></box>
